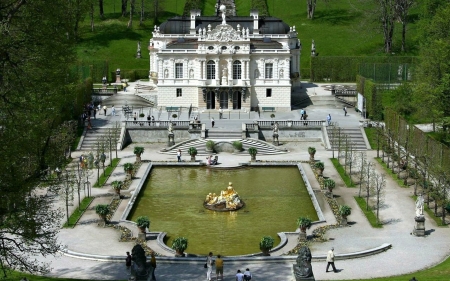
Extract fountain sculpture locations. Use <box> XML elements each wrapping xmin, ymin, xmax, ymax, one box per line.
<box><xmin>204</xmin><ymin>182</ymin><xmax>244</xmax><ymax>211</ymax></box>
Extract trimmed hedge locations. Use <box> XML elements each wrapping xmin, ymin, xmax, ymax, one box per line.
<box><xmin>310</xmin><ymin>56</ymin><xmax>418</xmax><ymax>82</ymax></box>
<box><xmin>356</xmin><ymin>75</ymin><xmax>382</xmax><ymax>120</ymax></box>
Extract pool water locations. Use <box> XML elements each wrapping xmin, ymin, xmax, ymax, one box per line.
<box><xmin>128</xmin><ymin>166</ymin><xmax>318</xmax><ymax>256</ymax></box>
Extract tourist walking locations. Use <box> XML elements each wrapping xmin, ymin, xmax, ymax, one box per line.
<box><xmin>133</xmin><ymin>112</ymin><xmax>137</xmax><ymax>124</ymax></box>
<box><xmin>219</xmin><ymin>107</ymin><xmax>223</xmax><ymax>119</ymax></box>
<box><xmin>300</xmin><ymin>108</ymin><xmax>305</xmax><ymax>120</ymax></box>
<box><xmin>243</xmin><ymin>268</ymin><xmax>252</xmax><ymax>281</ymax></box>
<box><xmin>112</xmin><ymin>105</ymin><xmax>116</xmax><ymax>116</ymax></box>
<box><xmin>103</xmin><ymin>105</ymin><xmax>107</xmax><ymax>116</ymax></box>
<box><xmin>326</xmin><ymin>114</ymin><xmax>331</xmax><ymax>126</ymax></box>
<box><xmin>93</xmin><ymin>107</ymin><xmax>97</xmax><ymax>119</ymax></box>
<box><xmin>211</xmin><ymin>117</ymin><xmax>215</xmax><ymax>128</ymax></box>
<box><xmin>235</xmin><ymin>269</ymin><xmax>244</xmax><ymax>281</ymax></box>
<box><xmin>206</xmin><ymin>252</ymin><xmax>215</xmax><ymax>281</ymax></box>
<box><xmin>150</xmin><ymin>252</ymin><xmax>156</xmax><ymax>280</ymax></box>
<box><xmin>215</xmin><ymin>254</ymin><xmax>223</xmax><ymax>281</ymax></box>
<box><xmin>326</xmin><ymin>247</ymin><xmax>338</xmax><ymax>273</ymax></box>
<box><xmin>343</xmin><ymin>106</ymin><xmax>347</xmax><ymax>116</ymax></box>
<box><xmin>125</xmin><ymin>251</ymin><xmax>132</xmax><ymax>275</ymax></box>
<box><xmin>177</xmin><ymin>149</ymin><xmax>181</xmax><ymax>162</ymax></box>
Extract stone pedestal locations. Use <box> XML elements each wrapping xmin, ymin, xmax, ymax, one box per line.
<box><xmin>413</xmin><ymin>216</ymin><xmax>425</xmax><ymax>236</ymax></box>
<box><xmin>273</xmin><ymin>133</ymin><xmax>279</xmax><ymax>146</ymax></box>
<box><xmin>138</xmin><ymin>232</ymin><xmax>146</xmax><ymax>241</ymax></box>
<box><xmin>116</xmin><ymin>75</ymin><xmax>121</xmax><ymax>83</ymax></box>
<box><xmin>222</xmin><ymin>76</ymin><xmax>228</xmax><ymax>86</ymax></box>
<box><xmin>299</xmin><ymin>232</ymin><xmax>307</xmax><ymax>241</ymax></box>
<box><xmin>168</xmin><ymin>133</ymin><xmax>175</xmax><ymax>146</ymax></box>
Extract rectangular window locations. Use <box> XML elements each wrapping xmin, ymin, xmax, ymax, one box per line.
<box><xmin>175</xmin><ymin>63</ymin><xmax>183</xmax><ymax>79</ymax></box>
<box><xmin>266</xmin><ymin>88</ymin><xmax>272</xmax><ymax>97</ymax></box>
<box><xmin>233</xmin><ymin>62</ymin><xmax>242</xmax><ymax>79</ymax></box>
<box><xmin>265</xmin><ymin>63</ymin><xmax>273</xmax><ymax>79</ymax></box>
<box><xmin>176</xmin><ymin>88</ymin><xmax>182</xmax><ymax>97</ymax></box>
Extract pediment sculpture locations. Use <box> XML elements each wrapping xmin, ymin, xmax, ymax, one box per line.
<box><xmin>206</xmin><ymin>24</ymin><xmax>241</xmax><ymax>42</ymax></box>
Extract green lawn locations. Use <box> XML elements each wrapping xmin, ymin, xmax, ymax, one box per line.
<box><xmin>330</xmin><ymin>158</ymin><xmax>355</xmax><ymax>187</ymax></box>
<box><xmin>76</xmin><ymin>0</ymin><xmax>423</xmax><ymax>80</ymax></box>
<box><xmin>354</xmin><ymin>196</ymin><xmax>383</xmax><ymax>228</ymax></box>
<box><xmin>94</xmin><ymin>158</ymin><xmax>121</xmax><ymax>187</ymax></box>
<box><xmin>63</xmin><ymin>196</ymin><xmax>95</xmax><ymax>228</ymax></box>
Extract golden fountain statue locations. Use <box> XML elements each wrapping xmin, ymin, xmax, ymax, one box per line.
<box><xmin>204</xmin><ymin>182</ymin><xmax>244</xmax><ymax>211</ymax></box>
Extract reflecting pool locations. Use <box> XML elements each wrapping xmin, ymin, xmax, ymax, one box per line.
<box><xmin>128</xmin><ymin>166</ymin><xmax>318</xmax><ymax>256</ymax></box>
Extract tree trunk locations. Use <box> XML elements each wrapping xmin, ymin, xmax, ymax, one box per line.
<box><xmin>127</xmin><ymin>0</ymin><xmax>135</xmax><ymax>28</ymax></box>
<box><xmin>90</xmin><ymin>3</ymin><xmax>95</xmax><ymax>31</ymax></box>
<box><xmin>307</xmin><ymin>0</ymin><xmax>316</xmax><ymax>19</ymax></box>
<box><xmin>140</xmin><ymin>0</ymin><xmax>144</xmax><ymax>26</ymax></box>
<box><xmin>122</xmin><ymin>0</ymin><xmax>128</xmax><ymax>17</ymax></box>
<box><xmin>99</xmin><ymin>0</ymin><xmax>104</xmax><ymax>19</ymax></box>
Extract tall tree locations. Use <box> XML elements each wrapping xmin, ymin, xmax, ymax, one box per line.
<box><xmin>377</xmin><ymin>0</ymin><xmax>396</xmax><ymax>53</ymax></box>
<box><xmin>99</xmin><ymin>0</ymin><xmax>104</xmax><ymax>18</ymax></box>
<box><xmin>0</xmin><ymin>0</ymin><xmax>78</xmax><ymax>276</ymax></box>
<box><xmin>122</xmin><ymin>0</ymin><xmax>128</xmax><ymax>16</ymax></box>
<box><xmin>307</xmin><ymin>0</ymin><xmax>316</xmax><ymax>19</ymax></box>
<box><xmin>395</xmin><ymin>0</ymin><xmax>415</xmax><ymax>52</ymax></box>
<box><xmin>127</xmin><ymin>0</ymin><xmax>136</xmax><ymax>28</ymax></box>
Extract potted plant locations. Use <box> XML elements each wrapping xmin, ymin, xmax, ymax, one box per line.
<box><xmin>314</xmin><ymin>161</ymin><xmax>325</xmax><ymax>177</ymax></box>
<box><xmin>171</xmin><ymin>237</ymin><xmax>188</xmax><ymax>257</ymax></box>
<box><xmin>270</xmin><ymin>113</ymin><xmax>275</xmax><ymax>120</ymax></box>
<box><xmin>296</xmin><ymin>216</ymin><xmax>312</xmax><ymax>241</ymax></box>
<box><xmin>323</xmin><ymin>178</ymin><xmax>336</xmax><ymax>193</ymax></box>
<box><xmin>308</xmin><ymin>147</ymin><xmax>316</xmax><ymax>161</ymax></box>
<box><xmin>339</xmin><ymin>205</ymin><xmax>352</xmax><ymax>226</ymax></box>
<box><xmin>124</xmin><ymin>163</ymin><xmax>134</xmax><ymax>180</ymax></box>
<box><xmin>134</xmin><ymin>146</ymin><xmax>145</xmax><ymax>163</ymax></box>
<box><xmin>139</xmin><ymin>113</ymin><xmax>145</xmax><ymax>118</ymax></box>
<box><xmin>206</xmin><ymin>140</ymin><xmax>215</xmax><ymax>153</ymax></box>
<box><xmin>111</xmin><ymin>180</ymin><xmax>123</xmax><ymax>196</ymax></box>
<box><xmin>136</xmin><ymin>216</ymin><xmax>150</xmax><ymax>233</ymax></box>
<box><xmin>259</xmin><ymin>236</ymin><xmax>274</xmax><ymax>256</ymax></box>
<box><xmin>248</xmin><ymin>147</ymin><xmax>257</xmax><ymax>162</ymax></box>
<box><xmin>188</xmin><ymin>147</ymin><xmax>198</xmax><ymax>162</ymax></box>
<box><xmin>232</xmin><ymin>141</ymin><xmax>243</xmax><ymax>152</ymax></box>
<box><xmin>172</xmin><ymin>113</ymin><xmax>178</xmax><ymax>119</ymax></box>
<box><xmin>95</xmin><ymin>204</ymin><xmax>110</xmax><ymax>224</ymax></box>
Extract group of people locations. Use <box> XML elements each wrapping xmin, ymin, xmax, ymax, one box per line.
<box><xmin>126</xmin><ymin>251</ymin><xmax>156</xmax><ymax>280</ymax></box>
<box><xmin>206</xmin><ymin>252</ymin><xmax>252</xmax><ymax>281</ymax></box>
<box><xmin>206</xmin><ymin>155</ymin><xmax>218</xmax><ymax>165</ymax></box>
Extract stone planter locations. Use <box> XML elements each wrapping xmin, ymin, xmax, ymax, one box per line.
<box><xmin>260</xmin><ymin>248</ymin><xmax>271</xmax><ymax>256</ymax></box>
<box><xmin>190</xmin><ymin>155</ymin><xmax>196</xmax><ymax>162</ymax></box>
<box><xmin>341</xmin><ymin>217</ymin><xmax>348</xmax><ymax>226</ymax></box>
<box><xmin>125</xmin><ymin>173</ymin><xmax>132</xmax><ymax>181</ymax></box>
<box><xmin>135</xmin><ymin>155</ymin><xmax>141</xmax><ymax>163</ymax></box>
<box><xmin>316</xmin><ymin>168</ymin><xmax>324</xmax><ymax>177</ymax></box>
<box><xmin>309</xmin><ymin>153</ymin><xmax>315</xmax><ymax>161</ymax></box>
<box><xmin>175</xmin><ymin>250</ymin><xmax>185</xmax><ymax>257</ymax></box>
<box><xmin>250</xmin><ymin>155</ymin><xmax>256</xmax><ymax>162</ymax></box>
<box><xmin>299</xmin><ymin>231</ymin><xmax>307</xmax><ymax>241</ymax></box>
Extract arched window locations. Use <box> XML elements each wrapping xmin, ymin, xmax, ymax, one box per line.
<box><xmin>233</xmin><ymin>60</ymin><xmax>242</xmax><ymax>79</ymax></box>
<box><xmin>207</xmin><ymin>60</ymin><xmax>215</xmax><ymax>79</ymax></box>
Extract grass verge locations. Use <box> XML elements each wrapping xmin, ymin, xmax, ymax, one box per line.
<box><xmin>94</xmin><ymin>158</ymin><xmax>121</xmax><ymax>187</ymax></box>
<box><xmin>354</xmin><ymin>196</ymin><xmax>383</xmax><ymax>228</ymax></box>
<box><xmin>374</xmin><ymin>157</ymin><xmax>408</xmax><ymax>188</ymax></box>
<box><xmin>330</xmin><ymin>158</ymin><xmax>356</xmax><ymax>187</ymax></box>
<box><xmin>62</xmin><ymin>196</ymin><xmax>94</xmax><ymax>228</ymax></box>
<box><xmin>411</xmin><ymin>195</ymin><xmax>448</xmax><ymax>227</ymax></box>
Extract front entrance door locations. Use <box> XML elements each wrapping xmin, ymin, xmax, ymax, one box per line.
<box><xmin>219</xmin><ymin>91</ymin><xmax>228</xmax><ymax>109</ymax></box>
<box><xmin>206</xmin><ymin>90</ymin><xmax>215</xmax><ymax>109</ymax></box>
<box><xmin>233</xmin><ymin>91</ymin><xmax>241</xmax><ymax>109</ymax></box>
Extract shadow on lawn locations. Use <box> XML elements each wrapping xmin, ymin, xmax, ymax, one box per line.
<box><xmin>313</xmin><ymin>9</ymin><xmax>362</xmax><ymax>26</ymax></box>
<box><xmin>79</xmin><ymin>22</ymin><xmax>147</xmax><ymax>48</ymax></box>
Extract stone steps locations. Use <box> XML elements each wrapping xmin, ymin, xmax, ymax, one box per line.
<box><xmin>160</xmin><ymin>138</ymin><xmax>287</xmax><ymax>156</ymax></box>
<box><xmin>80</xmin><ymin>127</ymin><xmax>118</xmax><ymax>151</ymax></box>
<box><xmin>328</xmin><ymin>127</ymin><xmax>368</xmax><ymax>150</ymax></box>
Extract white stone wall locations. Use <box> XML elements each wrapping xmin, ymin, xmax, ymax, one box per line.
<box><xmin>157</xmin><ymin>86</ymin><xmax>199</xmax><ymax>107</ymax></box>
<box><xmin>252</xmin><ymin>86</ymin><xmax>291</xmax><ymax>111</ymax></box>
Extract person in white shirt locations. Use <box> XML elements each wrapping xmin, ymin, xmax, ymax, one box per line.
<box><xmin>326</xmin><ymin>247</ymin><xmax>337</xmax><ymax>273</ymax></box>
<box><xmin>243</xmin><ymin>268</ymin><xmax>252</xmax><ymax>280</ymax></box>
<box><xmin>235</xmin><ymin>269</ymin><xmax>244</xmax><ymax>281</ymax></box>
<box><xmin>206</xmin><ymin>252</ymin><xmax>215</xmax><ymax>281</ymax></box>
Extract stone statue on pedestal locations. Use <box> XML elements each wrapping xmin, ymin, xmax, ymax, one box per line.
<box><xmin>131</xmin><ymin>244</ymin><xmax>149</xmax><ymax>280</ymax></box>
<box><xmin>415</xmin><ymin>193</ymin><xmax>424</xmax><ymax>218</ymax></box>
<box><xmin>220</xmin><ymin>5</ymin><xmax>227</xmax><ymax>25</ymax></box>
<box><xmin>293</xmin><ymin>246</ymin><xmax>315</xmax><ymax>280</ymax></box>
<box><xmin>413</xmin><ymin>193</ymin><xmax>426</xmax><ymax>236</ymax></box>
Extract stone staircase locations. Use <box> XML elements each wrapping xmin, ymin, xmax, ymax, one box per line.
<box><xmin>101</xmin><ymin>93</ymin><xmax>155</xmax><ymax>108</ymax></box>
<box><xmin>206</xmin><ymin>129</ymin><xmax>242</xmax><ymax>139</ymax></box>
<box><xmin>327</xmin><ymin>127</ymin><xmax>368</xmax><ymax>150</ymax></box>
<box><xmin>295</xmin><ymin>95</ymin><xmax>352</xmax><ymax>110</ymax></box>
<box><xmin>160</xmin><ymin>138</ymin><xmax>287</xmax><ymax>156</ymax></box>
<box><xmin>80</xmin><ymin>127</ymin><xmax>116</xmax><ymax>151</ymax></box>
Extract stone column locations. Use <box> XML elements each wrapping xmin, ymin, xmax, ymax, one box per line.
<box><xmin>215</xmin><ymin>59</ymin><xmax>220</xmax><ymax>85</ymax></box>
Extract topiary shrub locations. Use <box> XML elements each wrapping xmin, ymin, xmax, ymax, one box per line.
<box><xmin>259</xmin><ymin>236</ymin><xmax>274</xmax><ymax>256</ymax></box>
<box><xmin>232</xmin><ymin>141</ymin><xmax>243</xmax><ymax>152</ymax></box>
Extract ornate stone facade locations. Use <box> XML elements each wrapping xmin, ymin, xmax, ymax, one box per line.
<box><xmin>149</xmin><ymin>5</ymin><xmax>301</xmax><ymax>112</ymax></box>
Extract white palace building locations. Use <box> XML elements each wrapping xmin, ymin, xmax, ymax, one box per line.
<box><xmin>149</xmin><ymin>1</ymin><xmax>301</xmax><ymax>112</ymax></box>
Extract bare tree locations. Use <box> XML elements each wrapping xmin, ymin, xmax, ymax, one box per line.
<box><xmin>127</xmin><ymin>0</ymin><xmax>136</xmax><ymax>28</ymax></box>
<box><xmin>122</xmin><ymin>0</ymin><xmax>128</xmax><ymax>16</ymax></box>
<box><xmin>357</xmin><ymin>152</ymin><xmax>367</xmax><ymax>197</ymax></box>
<box><xmin>372</xmin><ymin>173</ymin><xmax>386</xmax><ymax>223</ymax></box>
<box><xmin>377</xmin><ymin>0</ymin><xmax>396</xmax><ymax>53</ymax></box>
<box><xmin>365</xmin><ymin>161</ymin><xmax>375</xmax><ymax>210</ymax></box>
<box><xmin>395</xmin><ymin>0</ymin><xmax>415</xmax><ymax>52</ymax></box>
<box><xmin>60</xmin><ymin>169</ymin><xmax>75</xmax><ymax>226</ymax></box>
<box><xmin>72</xmin><ymin>164</ymin><xmax>85</xmax><ymax>208</ymax></box>
<box><xmin>89</xmin><ymin>1</ymin><xmax>95</xmax><ymax>31</ymax></box>
<box><xmin>307</xmin><ymin>0</ymin><xmax>316</xmax><ymax>19</ymax></box>
<box><xmin>140</xmin><ymin>0</ymin><xmax>145</xmax><ymax>25</ymax></box>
